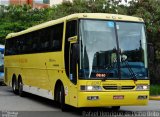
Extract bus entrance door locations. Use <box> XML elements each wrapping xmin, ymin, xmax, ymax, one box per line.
<box><xmin>68</xmin><ymin>43</ymin><xmax>79</xmax><ymax>107</ymax></box>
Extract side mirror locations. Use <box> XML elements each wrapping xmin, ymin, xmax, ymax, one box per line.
<box><xmin>68</xmin><ymin>36</ymin><xmax>78</xmax><ymax>44</ymax></box>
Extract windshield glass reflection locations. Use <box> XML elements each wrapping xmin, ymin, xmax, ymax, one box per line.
<box><xmin>117</xmin><ymin>22</ymin><xmax>148</xmax><ymax>79</ymax></box>
<box><xmin>79</xmin><ymin>20</ymin><xmax>148</xmax><ymax>79</ymax></box>
<box><xmin>79</xmin><ymin>20</ymin><xmax>118</xmax><ymax>79</ymax></box>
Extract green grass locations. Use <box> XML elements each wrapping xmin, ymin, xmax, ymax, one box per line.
<box><xmin>150</xmin><ymin>85</ymin><xmax>160</xmax><ymax>96</ymax></box>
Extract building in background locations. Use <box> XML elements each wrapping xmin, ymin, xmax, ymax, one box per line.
<box><xmin>33</xmin><ymin>0</ymin><xmax>73</xmax><ymax>8</ymax></box>
<box><xmin>0</xmin><ymin>0</ymin><xmax>131</xmax><ymax>8</ymax></box>
<box><xmin>0</xmin><ymin>0</ymin><xmax>10</xmax><ymax>6</ymax></box>
<box><xmin>10</xmin><ymin>0</ymin><xmax>33</xmax><ymax>5</ymax></box>
<box><xmin>0</xmin><ymin>0</ymin><xmax>33</xmax><ymax>6</ymax></box>
<box><xmin>0</xmin><ymin>0</ymin><xmax>73</xmax><ymax>8</ymax></box>
<box><xmin>33</xmin><ymin>0</ymin><xmax>49</xmax><ymax>9</ymax></box>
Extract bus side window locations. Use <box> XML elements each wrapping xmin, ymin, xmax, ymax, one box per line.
<box><xmin>5</xmin><ymin>39</ymin><xmax>10</xmax><ymax>55</ymax></box>
<box><xmin>8</xmin><ymin>38</ymin><xmax>17</xmax><ymax>55</ymax></box>
<box><xmin>22</xmin><ymin>36</ymin><xmax>27</xmax><ymax>54</ymax></box>
<box><xmin>50</xmin><ymin>23</ymin><xmax>63</xmax><ymax>51</ymax></box>
<box><xmin>17</xmin><ymin>35</ymin><xmax>24</xmax><ymax>54</ymax></box>
<box><xmin>43</xmin><ymin>28</ymin><xmax>50</xmax><ymax>51</ymax></box>
<box><xmin>26</xmin><ymin>35</ymin><xmax>33</xmax><ymax>53</ymax></box>
<box><xmin>52</xmin><ymin>40</ymin><xmax>59</xmax><ymax>50</ymax></box>
<box><xmin>40</xmin><ymin>29</ymin><xmax>47</xmax><ymax>51</ymax></box>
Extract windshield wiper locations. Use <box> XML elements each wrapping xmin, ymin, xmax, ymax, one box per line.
<box><xmin>122</xmin><ymin>59</ymin><xmax>137</xmax><ymax>81</ymax></box>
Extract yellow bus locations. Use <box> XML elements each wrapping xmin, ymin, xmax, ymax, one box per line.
<box><xmin>4</xmin><ymin>13</ymin><xmax>149</xmax><ymax>111</ymax></box>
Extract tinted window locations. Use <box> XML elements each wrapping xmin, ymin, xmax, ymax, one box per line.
<box><xmin>64</xmin><ymin>20</ymin><xmax>77</xmax><ymax>77</ymax></box>
<box><xmin>5</xmin><ymin>23</ymin><xmax>64</xmax><ymax>55</ymax></box>
<box><xmin>5</xmin><ymin>37</ymin><xmax>19</xmax><ymax>55</ymax></box>
<box><xmin>50</xmin><ymin>23</ymin><xmax>63</xmax><ymax>51</ymax></box>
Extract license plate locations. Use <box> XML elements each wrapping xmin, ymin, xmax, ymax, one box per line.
<box><xmin>113</xmin><ymin>95</ymin><xmax>124</xmax><ymax>100</ymax></box>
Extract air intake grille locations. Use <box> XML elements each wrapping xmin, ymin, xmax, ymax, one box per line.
<box><xmin>103</xmin><ymin>86</ymin><xmax>135</xmax><ymax>90</ymax></box>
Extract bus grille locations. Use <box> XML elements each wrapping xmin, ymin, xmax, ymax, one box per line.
<box><xmin>103</xmin><ymin>86</ymin><xmax>135</xmax><ymax>90</ymax></box>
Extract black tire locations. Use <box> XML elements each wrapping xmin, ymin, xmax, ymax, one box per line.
<box><xmin>60</xmin><ymin>85</ymin><xmax>69</xmax><ymax>111</ymax></box>
<box><xmin>18</xmin><ymin>79</ymin><xmax>25</xmax><ymax>97</ymax></box>
<box><xmin>111</xmin><ymin>106</ymin><xmax>120</xmax><ymax>111</ymax></box>
<box><xmin>12</xmin><ymin>79</ymin><xmax>18</xmax><ymax>94</ymax></box>
<box><xmin>54</xmin><ymin>85</ymin><xmax>62</xmax><ymax>108</ymax></box>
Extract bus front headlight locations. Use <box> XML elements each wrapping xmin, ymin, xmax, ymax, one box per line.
<box><xmin>80</xmin><ymin>85</ymin><xmax>102</xmax><ymax>91</ymax></box>
<box><xmin>136</xmin><ymin>85</ymin><xmax>149</xmax><ymax>90</ymax></box>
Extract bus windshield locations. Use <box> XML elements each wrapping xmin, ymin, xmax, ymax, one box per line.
<box><xmin>79</xmin><ymin>19</ymin><xmax>148</xmax><ymax>80</ymax></box>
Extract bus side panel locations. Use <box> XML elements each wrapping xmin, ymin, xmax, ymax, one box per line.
<box><xmin>20</xmin><ymin>54</ymin><xmax>49</xmax><ymax>90</ymax></box>
<box><xmin>46</xmin><ymin>52</ymin><xmax>68</xmax><ymax>100</ymax></box>
<box><xmin>4</xmin><ymin>56</ymin><xmax>21</xmax><ymax>86</ymax></box>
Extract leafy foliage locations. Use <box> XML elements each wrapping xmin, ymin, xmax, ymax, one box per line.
<box><xmin>0</xmin><ymin>0</ymin><xmax>160</xmax><ymax>83</ymax></box>
<box><xmin>0</xmin><ymin>4</ymin><xmax>50</xmax><ymax>42</ymax></box>
<box><xmin>127</xmin><ymin>0</ymin><xmax>160</xmax><ymax>83</ymax></box>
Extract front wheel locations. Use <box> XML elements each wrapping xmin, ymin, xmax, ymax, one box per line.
<box><xmin>60</xmin><ymin>85</ymin><xmax>69</xmax><ymax>111</ymax></box>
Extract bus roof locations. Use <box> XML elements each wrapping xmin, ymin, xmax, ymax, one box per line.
<box><xmin>6</xmin><ymin>13</ymin><xmax>144</xmax><ymax>39</ymax></box>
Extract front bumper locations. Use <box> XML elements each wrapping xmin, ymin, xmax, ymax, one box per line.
<box><xmin>78</xmin><ymin>91</ymin><xmax>149</xmax><ymax>107</ymax></box>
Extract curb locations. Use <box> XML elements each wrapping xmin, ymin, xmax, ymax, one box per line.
<box><xmin>149</xmin><ymin>96</ymin><xmax>160</xmax><ymax>100</ymax></box>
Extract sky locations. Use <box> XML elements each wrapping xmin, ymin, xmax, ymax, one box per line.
<box><xmin>120</xmin><ymin>0</ymin><xmax>132</xmax><ymax>5</ymax></box>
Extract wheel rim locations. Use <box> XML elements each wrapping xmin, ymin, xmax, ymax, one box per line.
<box><xmin>13</xmin><ymin>81</ymin><xmax>16</xmax><ymax>91</ymax></box>
<box><xmin>19</xmin><ymin>81</ymin><xmax>23</xmax><ymax>93</ymax></box>
<box><xmin>59</xmin><ymin>91</ymin><xmax>62</xmax><ymax>103</ymax></box>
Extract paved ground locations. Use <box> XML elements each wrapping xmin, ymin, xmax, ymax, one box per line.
<box><xmin>0</xmin><ymin>85</ymin><xmax>160</xmax><ymax>117</ymax></box>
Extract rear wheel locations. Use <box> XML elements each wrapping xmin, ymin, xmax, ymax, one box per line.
<box><xmin>12</xmin><ymin>79</ymin><xmax>18</xmax><ymax>94</ymax></box>
<box><xmin>18</xmin><ymin>79</ymin><xmax>25</xmax><ymax>97</ymax></box>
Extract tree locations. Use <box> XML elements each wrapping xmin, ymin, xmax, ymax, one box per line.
<box><xmin>127</xmin><ymin>0</ymin><xmax>160</xmax><ymax>83</ymax></box>
<box><xmin>0</xmin><ymin>0</ymin><xmax>160</xmax><ymax>83</ymax></box>
<box><xmin>0</xmin><ymin>5</ymin><xmax>49</xmax><ymax>44</ymax></box>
